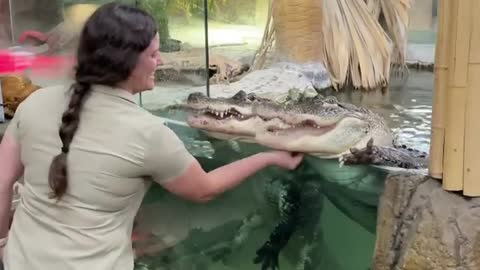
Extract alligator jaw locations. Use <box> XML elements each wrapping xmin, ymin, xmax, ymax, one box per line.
<box><xmin>183</xmin><ymin>106</ymin><xmax>262</xmax><ymax>140</ymax></box>
<box><xmin>187</xmin><ymin>114</ymin><xmax>257</xmax><ymax>137</ymax></box>
<box><xmin>254</xmin><ymin>117</ymin><xmax>370</xmax><ymax>157</ymax></box>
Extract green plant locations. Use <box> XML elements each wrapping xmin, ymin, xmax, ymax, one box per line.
<box><xmin>137</xmin><ymin>0</ymin><xmax>171</xmax><ymax>42</ymax></box>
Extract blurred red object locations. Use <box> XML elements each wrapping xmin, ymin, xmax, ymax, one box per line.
<box><xmin>0</xmin><ymin>50</ymin><xmax>34</xmax><ymax>73</ymax></box>
<box><xmin>0</xmin><ymin>49</ymin><xmax>75</xmax><ymax>76</ymax></box>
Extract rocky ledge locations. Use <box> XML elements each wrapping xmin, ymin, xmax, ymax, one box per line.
<box><xmin>188</xmin><ymin>61</ymin><xmax>333</xmax><ymax>99</ymax></box>
<box><xmin>373</xmin><ymin>173</ymin><xmax>480</xmax><ymax>270</ymax></box>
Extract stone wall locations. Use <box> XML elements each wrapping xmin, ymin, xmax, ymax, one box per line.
<box><xmin>373</xmin><ymin>173</ymin><xmax>480</xmax><ymax>270</ymax></box>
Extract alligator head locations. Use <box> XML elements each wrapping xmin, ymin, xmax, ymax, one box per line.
<box><xmin>171</xmin><ymin>90</ymin><xmax>288</xmax><ymax>141</ymax></box>
<box><xmin>172</xmin><ymin>90</ymin><xmax>394</xmax><ymax>158</ymax></box>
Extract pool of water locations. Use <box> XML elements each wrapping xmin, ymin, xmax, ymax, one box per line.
<box><xmin>133</xmin><ymin>123</ymin><xmax>388</xmax><ymax>270</ymax></box>
<box><xmin>132</xmin><ymin>70</ymin><xmax>434</xmax><ymax>270</ymax></box>
<box><xmin>321</xmin><ymin>71</ymin><xmax>433</xmax><ymax>153</ymax></box>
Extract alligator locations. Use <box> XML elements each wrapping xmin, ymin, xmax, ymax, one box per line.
<box><xmin>168</xmin><ymin>90</ymin><xmax>428</xmax><ymax>270</ymax></box>
<box><xmin>171</xmin><ymin>89</ymin><xmax>428</xmax><ymax>170</ymax></box>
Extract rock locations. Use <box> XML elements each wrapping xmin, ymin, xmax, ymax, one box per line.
<box><xmin>373</xmin><ymin>173</ymin><xmax>480</xmax><ymax>270</ymax></box>
<box><xmin>189</xmin><ymin>61</ymin><xmax>332</xmax><ymax>99</ymax></box>
<box><xmin>155</xmin><ymin>49</ymin><xmax>250</xmax><ymax>86</ymax></box>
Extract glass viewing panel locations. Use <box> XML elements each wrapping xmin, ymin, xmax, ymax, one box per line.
<box><xmin>137</xmin><ymin>0</ymin><xmax>208</xmax><ymax>110</ymax></box>
<box><xmin>2</xmin><ymin>1</ymin><xmax>439</xmax><ymax>270</ymax></box>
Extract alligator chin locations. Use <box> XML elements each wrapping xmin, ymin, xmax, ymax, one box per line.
<box><xmin>253</xmin><ymin>120</ymin><xmax>341</xmax><ymax>154</ymax></box>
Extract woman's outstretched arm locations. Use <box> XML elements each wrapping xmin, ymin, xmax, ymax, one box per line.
<box><xmin>161</xmin><ymin>151</ymin><xmax>303</xmax><ymax>203</ymax></box>
<box><xmin>144</xmin><ymin>123</ymin><xmax>304</xmax><ymax>203</ymax></box>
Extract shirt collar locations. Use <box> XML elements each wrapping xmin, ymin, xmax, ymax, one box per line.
<box><xmin>91</xmin><ymin>84</ymin><xmax>138</xmax><ymax>105</ymax></box>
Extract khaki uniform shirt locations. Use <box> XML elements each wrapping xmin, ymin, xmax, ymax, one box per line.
<box><xmin>3</xmin><ymin>84</ymin><xmax>195</xmax><ymax>270</ymax></box>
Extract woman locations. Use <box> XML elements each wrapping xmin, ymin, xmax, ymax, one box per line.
<box><xmin>0</xmin><ymin>3</ymin><xmax>303</xmax><ymax>270</ymax></box>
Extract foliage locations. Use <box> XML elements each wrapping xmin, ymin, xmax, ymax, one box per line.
<box><xmin>137</xmin><ymin>0</ymin><xmax>171</xmax><ymax>42</ymax></box>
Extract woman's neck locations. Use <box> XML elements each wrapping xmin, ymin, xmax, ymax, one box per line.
<box><xmin>116</xmin><ymin>81</ymin><xmax>136</xmax><ymax>94</ymax></box>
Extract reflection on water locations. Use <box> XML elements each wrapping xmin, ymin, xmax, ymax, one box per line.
<box><xmin>383</xmin><ymin>72</ymin><xmax>433</xmax><ymax>153</ymax></box>
<box><xmin>322</xmin><ymin>71</ymin><xmax>433</xmax><ymax>153</ymax></box>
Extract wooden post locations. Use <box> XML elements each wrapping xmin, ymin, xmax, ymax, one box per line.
<box><xmin>428</xmin><ymin>0</ymin><xmax>450</xmax><ymax>180</ymax></box>
<box><xmin>463</xmin><ymin>0</ymin><xmax>480</xmax><ymax>196</ymax></box>
<box><xmin>430</xmin><ymin>0</ymin><xmax>480</xmax><ymax>196</ymax></box>
<box><xmin>443</xmin><ymin>0</ymin><xmax>468</xmax><ymax>191</ymax></box>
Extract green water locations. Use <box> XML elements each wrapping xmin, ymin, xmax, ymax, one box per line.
<box><xmin>133</xmin><ymin>111</ymin><xmax>388</xmax><ymax>270</ymax></box>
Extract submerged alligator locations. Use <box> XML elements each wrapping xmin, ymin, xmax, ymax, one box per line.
<box><xmin>167</xmin><ymin>90</ymin><xmax>429</xmax><ymax>270</ymax></box>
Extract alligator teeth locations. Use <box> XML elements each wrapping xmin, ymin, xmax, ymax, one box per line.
<box><xmin>220</xmin><ymin>112</ymin><xmax>224</xmax><ymax>118</ymax></box>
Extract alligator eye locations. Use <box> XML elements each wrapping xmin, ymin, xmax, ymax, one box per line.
<box><xmin>232</xmin><ymin>90</ymin><xmax>247</xmax><ymax>100</ymax></box>
<box><xmin>247</xmin><ymin>93</ymin><xmax>260</xmax><ymax>102</ymax></box>
<box><xmin>187</xmin><ymin>92</ymin><xmax>206</xmax><ymax>102</ymax></box>
<box><xmin>324</xmin><ymin>96</ymin><xmax>338</xmax><ymax>104</ymax></box>
<box><xmin>313</xmin><ymin>98</ymin><xmax>323</xmax><ymax>105</ymax></box>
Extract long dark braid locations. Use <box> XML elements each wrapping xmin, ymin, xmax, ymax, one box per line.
<box><xmin>48</xmin><ymin>83</ymin><xmax>91</xmax><ymax>199</ymax></box>
<box><xmin>48</xmin><ymin>3</ymin><xmax>157</xmax><ymax>200</ymax></box>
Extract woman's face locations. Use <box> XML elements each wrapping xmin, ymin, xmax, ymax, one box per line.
<box><xmin>126</xmin><ymin>33</ymin><xmax>162</xmax><ymax>92</ymax></box>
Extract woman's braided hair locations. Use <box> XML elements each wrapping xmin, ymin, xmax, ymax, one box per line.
<box><xmin>48</xmin><ymin>3</ymin><xmax>157</xmax><ymax>200</ymax></box>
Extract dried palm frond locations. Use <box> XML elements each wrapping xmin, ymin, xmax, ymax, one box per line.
<box><xmin>252</xmin><ymin>0</ymin><xmax>410</xmax><ymax>90</ymax></box>
<box><xmin>378</xmin><ymin>0</ymin><xmax>411</xmax><ymax>66</ymax></box>
<box><xmin>364</xmin><ymin>0</ymin><xmax>382</xmax><ymax>19</ymax></box>
<box><xmin>320</xmin><ymin>0</ymin><xmax>392</xmax><ymax>89</ymax></box>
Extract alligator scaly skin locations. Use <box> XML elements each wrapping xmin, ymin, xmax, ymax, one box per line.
<box><xmin>254</xmin><ymin>163</ymin><xmax>325</xmax><ymax>270</ymax></box>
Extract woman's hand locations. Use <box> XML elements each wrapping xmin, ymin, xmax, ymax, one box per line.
<box><xmin>266</xmin><ymin>151</ymin><xmax>304</xmax><ymax>170</ymax></box>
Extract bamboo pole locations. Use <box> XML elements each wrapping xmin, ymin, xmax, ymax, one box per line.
<box><xmin>441</xmin><ymin>0</ymin><xmax>472</xmax><ymax>191</ymax></box>
<box><xmin>428</xmin><ymin>0</ymin><xmax>450</xmax><ymax>180</ymax></box>
<box><xmin>430</xmin><ymin>0</ymin><xmax>480</xmax><ymax>196</ymax></box>
<box><xmin>462</xmin><ymin>0</ymin><xmax>480</xmax><ymax>196</ymax></box>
